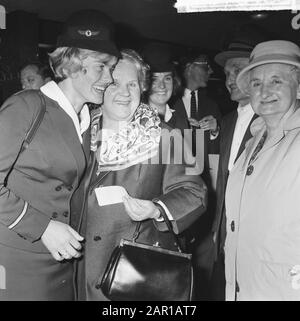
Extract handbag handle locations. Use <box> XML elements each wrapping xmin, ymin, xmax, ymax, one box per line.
<box><xmin>132</xmin><ymin>202</ymin><xmax>184</xmax><ymax>253</ymax></box>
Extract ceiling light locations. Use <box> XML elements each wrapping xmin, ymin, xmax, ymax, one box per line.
<box><xmin>250</xmin><ymin>12</ymin><xmax>269</xmax><ymax>19</ymax></box>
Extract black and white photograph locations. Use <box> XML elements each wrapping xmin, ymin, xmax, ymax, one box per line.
<box><xmin>0</xmin><ymin>0</ymin><xmax>300</xmax><ymax>306</ymax></box>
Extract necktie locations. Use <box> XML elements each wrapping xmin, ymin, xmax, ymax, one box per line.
<box><xmin>190</xmin><ymin>91</ymin><xmax>197</xmax><ymax>119</ymax></box>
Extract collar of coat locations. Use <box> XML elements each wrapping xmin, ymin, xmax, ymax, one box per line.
<box><xmin>243</xmin><ymin>105</ymin><xmax>300</xmax><ymax>167</ymax></box>
<box><xmin>250</xmin><ymin>105</ymin><xmax>300</xmax><ymax>137</ymax></box>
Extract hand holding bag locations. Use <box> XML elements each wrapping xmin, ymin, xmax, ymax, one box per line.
<box><xmin>100</xmin><ymin>203</ymin><xmax>194</xmax><ymax>301</ymax></box>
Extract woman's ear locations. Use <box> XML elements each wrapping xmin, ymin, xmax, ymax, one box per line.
<box><xmin>67</xmin><ymin>68</ymin><xmax>80</xmax><ymax>79</ymax></box>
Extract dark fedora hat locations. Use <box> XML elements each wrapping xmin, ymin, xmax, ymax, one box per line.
<box><xmin>142</xmin><ymin>42</ymin><xmax>175</xmax><ymax>73</ymax></box>
<box><xmin>57</xmin><ymin>9</ymin><xmax>120</xmax><ymax>57</ymax></box>
<box><xmin>214</xmin><ymin>24</ymin><xmax>268</xmax><ymax>67</ymax></box>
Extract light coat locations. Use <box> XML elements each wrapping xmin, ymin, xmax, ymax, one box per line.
<box><xmin>225</xmin><ymin>109</ymin><xmax>300</xmax><ymax>300</ymax></box>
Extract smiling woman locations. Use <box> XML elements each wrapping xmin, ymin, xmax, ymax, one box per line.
<box><xmin>77</xmin><ymin>49</ymin><xmax>208</xmax><ymax>301</ymax></box>
<box><xmin>49</xmin><ymin>48</ymin><xmax>117</xmax><ymax>109</ymax></box>
<box><xmin>224</xmin><ymin>40</ymin><xmax>300</xmax><ymax>301</ymax></box>
<box><xmin>102</xmin><ymin>56</ymin><xmax>143</xmax><ymax>123</ymax></box>
<box><xmin>0</xmin><ymin>9</ymin><xmax>120</xmax><ymax>301</ymax></box>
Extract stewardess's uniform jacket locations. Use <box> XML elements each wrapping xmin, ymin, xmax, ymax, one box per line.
<box><xmin>0</xmin><ymin>89</ymin><xmax>89</xmax><ymax>300</ymax></box>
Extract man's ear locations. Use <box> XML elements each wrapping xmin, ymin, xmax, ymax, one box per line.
<box><xmin>45</xmin><ymin>77</ymin><xmax>52</xmax><ymax>84</ymax></box>
<box><xmin>296</xmin><ymin>83</ymin><xmax>300</xmax><ymax>100</ymax></box>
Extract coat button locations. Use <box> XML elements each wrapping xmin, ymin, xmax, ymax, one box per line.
<box><xmin>231</xmin><ymin>221</ymin><xmax>235</xmax><ymax>232</ymax></box>
<box><xmin>95</xmin><ymin>284</ymin><xmax>101</xmax><ymax>290</ymax></box>
<box><xmin>55</xmin><ymin>186</ymin><xmax>62</xmax><ymax>191</ymax></box>
<box><xmin>67</xmin><ymin>186</ymin><xmax>73</xmax><ymax>191</ymax></box>
<box><xmin>63</xmin><ymin>211</ymin><xmax>69</xmax><ymax>217</ymax></box>
<box><xmin>246</xmin><ymin>165</ymin><xmax>254</xmax><ymax>176</ymax></box>
<box><xmin>94</xmin><ymin>235</ymin><xmax>101</xmax><ymax>241</ymax></box>
<box><xmin>52</xmin><ymin>212</ymin><xmax>58</xmax><ymax>218</ymax></box>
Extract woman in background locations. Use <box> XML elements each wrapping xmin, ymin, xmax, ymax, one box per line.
<box><xmin>20</xmin><ymin>61</ymin><xmax>53</xmax><ymax>90</ymax></box>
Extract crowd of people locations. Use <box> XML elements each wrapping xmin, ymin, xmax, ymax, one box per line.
<box><xmin>1</xmin><ymin>8</ymin><xmax>300</xmax><ymax>301</ymax></box>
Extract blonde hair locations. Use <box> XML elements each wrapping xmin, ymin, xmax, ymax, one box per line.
<box><xmin>120</xmin><ymin>49</ymin><xmax>150</xmax><ymax>92</ymax></box>
<box><xmin>49</xmin><ymin>47</ymin><xmax>104</xmax><ymax>80</ymax></box>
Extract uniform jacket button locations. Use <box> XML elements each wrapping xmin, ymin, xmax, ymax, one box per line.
<box><xmin>246</xmin><ymin>165</ymin><xmax>254</xmax><ymax>176</ymax></box>
<box><xmin>95</xmin><ymin>283</ymin><xmax>101</xmax><ymax>290</ymax></box>
<box><xmin>94</xmin><ymin>235</ymin><xmax>102</xmax><ymax>241</ymax></box>
<box><xmin>52</xmin><ymin>212</ymin><xmax>58</xmax><ymax>218</ymax></box>
<box><xmin>231</xmin><ymin>220</ymin><xmax>235</xmax><ymax>232</ymax></box>
<box><xmin>67</xmin><ymin>186</ymin><xmax>73</xmax><ymax>191</ymax></box>
<box><xmin>63</xmin><ymin>211</ymin><xmax>69</xmax><ymax>217</ymax></box>
<box><xmin>55</xmin><ymin>186</ymin><xmax>62</xmax><ymax>191</ymax></box>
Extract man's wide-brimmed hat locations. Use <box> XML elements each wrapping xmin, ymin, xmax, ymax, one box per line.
<box><xmin>236</xmin><ymin>40</ymin><xmax>300</xmax><ymax>94</ymax></box>
<box><xmin>57</xmin><ymin>9</ymin><xmax>120</xmax><ymax>57</ymax></box>
<box><xmin>214</xmin><ymin>25</ymin><xmax>267</xmax><ymax>67</ymax></box>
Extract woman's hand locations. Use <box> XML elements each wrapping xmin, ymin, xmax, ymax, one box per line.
<box><xmin>41</xmin><ymin>220</ymin><xmax>84</xmax><ymax>261</ymax></box>
<box><xmin>123</xmin><ymin>196</ymin><xmax>161</xmax><ymax>221</ymax></box>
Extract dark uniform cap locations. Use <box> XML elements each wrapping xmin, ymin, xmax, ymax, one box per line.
<box><xmin>57</xmin><ymin>9</ymin><xmax>121</xmax><ymax>58</ymax></box>
<box><xmin>142</xmin><ymin>42</ymin><xmax>175</xmax><ymax>73</ymax></box>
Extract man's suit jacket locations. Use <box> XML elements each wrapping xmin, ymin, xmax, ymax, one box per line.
<box><xmin>171</xmin><ymin>88</ymin><xmax>222</xmax><ymax>155</ymax></box>
<box><xmin>212</xmin><ymin>109</ymin><xmax>258</xmax><ymax>257</ymax></box>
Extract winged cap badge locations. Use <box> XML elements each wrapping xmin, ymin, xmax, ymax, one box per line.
<box><xmin>78</xmin><ymin>29</ymin><xmax>100</xmax><ymax>37</ymax></box>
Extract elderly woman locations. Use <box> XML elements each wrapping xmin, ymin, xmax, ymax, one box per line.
<box><xmin>77</xmin><ymin>49</ymin><xmax>207</xmax><ymax>301</ymax></box>
<box><xmin>0</xmin><ymin>10</ymin><xmax>119</xmax><ymax>300</ymax></box>
<box><xmin>225</xmin><ymin>40</ymin><xmax>300</xmax><ymax>300</ymax></box>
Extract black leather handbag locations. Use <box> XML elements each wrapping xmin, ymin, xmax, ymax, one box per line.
<box><xmin>100</xmin><ymin>204</ymin><xmax>194</xmax><ymax>301</ymax></box>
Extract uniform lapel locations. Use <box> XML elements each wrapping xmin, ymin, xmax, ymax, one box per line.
<box><xmin>82</xmin><ymin>126</ymin><xmax>91</xmax><ymax>162</ymax></box>
<box><xmin>48</xmin><ymin>100</ymin><xmax>86</xmax><ymax>175</ymax></box>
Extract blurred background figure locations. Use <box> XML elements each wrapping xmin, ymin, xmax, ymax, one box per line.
<box><xmin>170</xmin><ymin>53</ymin><xmax>222</xmax><ymax>300</ymax></box>
<box><xmin>20</xmin><ymin>61</ymin><xmax>53</xmax><ymax>90</ymax></box>
<box><xmin>180</xmin><ymin>54</ymin><xmax>221</xmax><ymax>151</ymax></box>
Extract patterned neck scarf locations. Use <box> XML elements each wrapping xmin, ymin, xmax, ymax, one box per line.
<box><xmin>90</xmin><ymin>103</ymin><xmax>161</xmax><ymax>173</ymax></box>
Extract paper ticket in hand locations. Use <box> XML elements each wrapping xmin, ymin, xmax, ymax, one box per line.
<box><xmin>94</xmin><ymin>185</ymin><xmax>129</xmax><ymax>206</ymax></box>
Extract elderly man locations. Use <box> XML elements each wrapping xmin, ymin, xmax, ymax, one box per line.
<box><xmin>225</xmin><ymin>40</ymin><xmax>300</xmax><ymax>300</ymax></box>
<box><xmin>175</xmin><ymin>54</ymin><xmax>221</xmax><ymax>156</ymax></box>
<box><xmin>209</xmin><ymin>31</ymin><xmax>266</xmax><ymax>300</ymax></box>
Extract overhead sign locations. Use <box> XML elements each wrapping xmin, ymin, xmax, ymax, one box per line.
<box><xmin>0</xmin><ymin>5</ymin><xmax>5</xmax><ymax>29</ymax></box>
<box><xmin>174</xmin><ymin>0</ymin><xmax>300</xmax><ymax>12</ymax></box>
